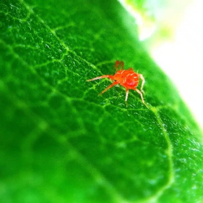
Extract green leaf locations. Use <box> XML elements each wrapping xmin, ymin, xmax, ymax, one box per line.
<box><xmin>0</xmin><ymin>0</ymin><xmax>203</xmax><ymax>202</ymax></box>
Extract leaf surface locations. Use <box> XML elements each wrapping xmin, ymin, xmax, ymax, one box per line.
<box><xmin>0</xmin><ymin>0</ymin><xmax>203</xmax><ymax>202</ymax></box>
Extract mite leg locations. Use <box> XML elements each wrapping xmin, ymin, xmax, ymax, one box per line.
<box><xmin>139</xmin><ymin>74</ymin><xmax>145</xmax><ymax>93</ymax></box>
<box><xmin>136</xmin><ymin>89</ymin><xmax>145</xmax><ymax>104</ymax></box>
<box><xmin>99</xmin><ymin>81</ymin><xmax>119</xmax><ymax>95</ymax></box>
<box><xmin>114</xmin><ymin>60</ymin><xmax>124</xmax><ymax>70</ymax></box>
<box><xmin>114</xmin><ymin>60</ymin><xmax>120</xmax><ymax>71</ymax></box>
<box><xmin>125</xmin><ymin>89</ymin><xmax>129</xmax><ymax>106</ymax></box>
<box><xmin>86</xmin><ymin>75</ymin><xmax>113</xmax><ymax>82</ymax></box>
<box><xmin>120</xmin><ymin>61</ymin><xmax>124</xmax><ymax>70</ymax></box>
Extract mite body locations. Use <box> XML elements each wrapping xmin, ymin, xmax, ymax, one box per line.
<box><xmin>87</xmin><ymin>60</ymin><xmax>145</xmax><ymax>105</ymax></box>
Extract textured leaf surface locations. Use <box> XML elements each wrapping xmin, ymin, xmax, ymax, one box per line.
<box><xmin>0</xmin><ymin>0</ymin><xmax>203</xmax><ymax>202</ymax></box>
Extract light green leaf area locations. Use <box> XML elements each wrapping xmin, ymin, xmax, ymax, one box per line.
<box><xmin>0</xmin><ymin>0</ymin><xmax>203</xmax><ymax>202</ymax></box>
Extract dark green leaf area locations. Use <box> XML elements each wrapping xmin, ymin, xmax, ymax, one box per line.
<box><xmin>158</xmin><ymin>108</ymin><xmax>203</xmax><ymax>202</ymax></box>
<box><xmin>0</xmin><ymin>0</ymin><xmax>203</xmax><ymax>203</ymax></box>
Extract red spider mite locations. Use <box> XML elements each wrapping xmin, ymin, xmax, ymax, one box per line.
<box><xmin>87</xmin><ymin>60</ymin><xmax>145</xmax><ymax>105</ymax></box>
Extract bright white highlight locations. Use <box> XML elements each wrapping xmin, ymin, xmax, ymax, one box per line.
<box><xmin>151</xmin><ymin>0</ymin><xmax>203</xmax><ymax>129</ymax></box>
<box><xmin>118</xmin><ymin>0</ymin><xmax>157</xmax><ymax>40</ymax></box>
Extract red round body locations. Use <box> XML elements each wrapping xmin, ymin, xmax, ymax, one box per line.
<box><xmin>113</xmin><ymin>69</ymin><xmax>139</xmax><ymax>89</ymax></box>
